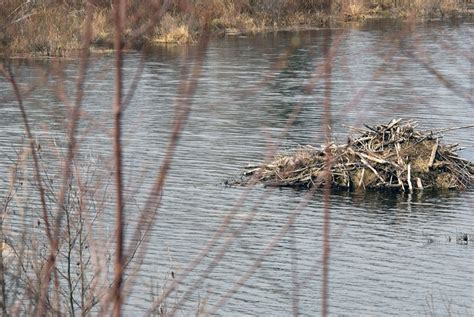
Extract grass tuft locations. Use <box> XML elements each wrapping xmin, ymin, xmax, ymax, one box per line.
<box><xmin>151</xmin><ymin>14</ymin><xmax>194</xmax><ymax>44</ymax></box>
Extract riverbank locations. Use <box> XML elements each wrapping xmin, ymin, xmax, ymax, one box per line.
<box><xmin>0</xmin><ymin>0</ymin><xmax>472</xmax><ymax>57</ymax></box>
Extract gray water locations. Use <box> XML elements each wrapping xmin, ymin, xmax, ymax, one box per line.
<box><xmin>1</xmin><ymin>20</ymin><xmax>473</xmax><ymax>316</ymax></box>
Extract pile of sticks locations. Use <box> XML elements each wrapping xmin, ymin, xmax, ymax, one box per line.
<box><xmin>241</xmin><ymin>119</ymin><xmax>473</xmax><ymax>191</ymax></box>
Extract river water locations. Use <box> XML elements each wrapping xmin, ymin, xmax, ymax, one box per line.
<box><xmin>1</xmin><ymin>20</ymin><xmax>473</xmax><ymax>316</ymax></box>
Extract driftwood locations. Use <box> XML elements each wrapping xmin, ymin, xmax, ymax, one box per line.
<box><xmin>239</xmin><ymin>119</ymin><xmax>473</xmax><ymax>191</ymax></box>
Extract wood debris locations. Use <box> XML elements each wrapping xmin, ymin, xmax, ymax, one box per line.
<box><xmin>239</xmin><ymin>119</ymin><xmax>473</xmax><ymax>191</ymax></box>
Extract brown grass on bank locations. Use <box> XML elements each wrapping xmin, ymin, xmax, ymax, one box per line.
<box><xmin>1</xmin><ymin>5</ymin><xmax>82</xmax><ymax>56</ymax></box>
<box><xmin>151</xmin><ymin>13</ymin><xmax>194</xmax><ymax>44</ymax></box>
<box><xmin>0</xmin><ymin>1</ymin><xmax>112</xmax><ymax>56</ymax></box>
<box><xmin>0</xmin><ymin>0</ymin><xmax>471</xmax><ymax>56</ymax></box>
<box><xmin>338</xmin><ymin>0</ymin><xmax>470</xmax><ymax>21</ymax></box>
<box><xmin>90</xmin><ymin>8</ymin><xmax>112</xmax><ymax>47</ymax></box>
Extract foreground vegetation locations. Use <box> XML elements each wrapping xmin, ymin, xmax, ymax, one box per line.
<box><xmin>1</xmin><ymin>0</ymin><xmax>472</xmax><ymax>315</ymax></box>
<box><xmin>0</xmin><ymin>0</ymin><xmax>472</xmax><ymax>56</ymax></box>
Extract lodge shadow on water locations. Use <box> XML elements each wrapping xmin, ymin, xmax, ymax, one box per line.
<box><xmin>236</xmin><ymin>119</ymin><xmax>474</xmax><ymax>191</ymax></box>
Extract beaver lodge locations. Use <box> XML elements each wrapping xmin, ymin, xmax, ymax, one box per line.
<box><xmin>239</xmin><ymin>119</ymin><xmax>473</xmax><ymax>191</ymax></box>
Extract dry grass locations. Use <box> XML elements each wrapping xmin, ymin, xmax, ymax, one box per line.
<box><xmin>369</xmin><ymin>0</ymin><xmax>468</xmax><ymax>17</ymax></box>
<box><xmin>151</xmin><ymin>14</ymin><xmax>194</xmax><ymax>44</ymax></box>
<box><xmin>338</xmin><ymin>0</ymin><xmax>368</xmax><ymax>21</ymax></box>
<box><xmin>410</xmin><ymin>0</ymin><xmax>465</xmax><ymax>17</ymax></box>
<box><xmin>0</xmin><ymin>3</ymin><xmax>113</xmax><ymax>56</ymax></box>
<box><xmin>3</xmin><ymin>6</ymin><xmax>83</xmax><ymax>56</ymax></box>
<box><xmin>89</xmin><ymin>9</ymin><xmax>113</xmax><ymax>46</ymax></box>
<box><xmin>336</xmin><ymin>0</ymin><xmax>470</xmax><ymax>21</ymax></box>
<box><xmin>0</xmin><ymin>0</ymin><xmax>471</xmax><ymax>55</ymax></box>
<box><xmin>208</xmin><ymin>1</ymin><xmax>261</xmax><ymax>33</ymax></box>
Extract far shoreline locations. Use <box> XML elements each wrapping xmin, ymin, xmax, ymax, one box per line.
<box><xmin>1</xmin><ymin>1</ymin><xmax>472</xmax><ymax>58</ymax></box>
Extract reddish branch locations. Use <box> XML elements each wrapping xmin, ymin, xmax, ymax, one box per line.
<box><xmin>321</xmin><ymin>28</ymin><xmax>333</xmax><ymax>317</ymax></box>
<box><xmin>111</xmin><ymin>0</ymin><xmax>126</xmax><ymax>315</ymax></box>
<box><xmin>2</xmin><ymin>67</ymin><xmax>53</xmax><ymax>244</ymax></box>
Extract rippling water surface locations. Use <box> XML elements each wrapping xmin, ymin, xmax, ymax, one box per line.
<box><xmin>1</xmin><ymin>20</ymin><xmax>473</xmax><ymax>316</ymax></box>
